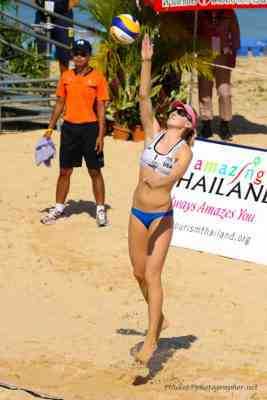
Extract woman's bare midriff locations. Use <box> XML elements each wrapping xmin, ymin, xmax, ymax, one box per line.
<box><xmin>132</xmin><ymin>168</ymin><xmax>173</xmax><ymax>212</ymax></box>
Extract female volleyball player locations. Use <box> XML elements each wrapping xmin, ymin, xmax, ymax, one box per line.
<box><xmin>128</xmin><ymin>34</ymin><xmax>198</xmax><ymax>365</ymax></box>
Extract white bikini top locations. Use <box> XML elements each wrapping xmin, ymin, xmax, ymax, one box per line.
<box><xmin>140</xmin><ymin>131</ymin><xmax>186</xmax><ymax>176</ymax></box>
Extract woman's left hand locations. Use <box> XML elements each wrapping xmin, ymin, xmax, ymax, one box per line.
<box><xmin>141</xmin><ymin>33</ymin><xmax>153</xmax><ymax>61</ymax></box>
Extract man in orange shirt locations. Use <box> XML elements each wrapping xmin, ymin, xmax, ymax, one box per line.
<box><xmin>41</xmin><ymin>39</ymin><xmax>109</xmax><ymax>226</ymax></box>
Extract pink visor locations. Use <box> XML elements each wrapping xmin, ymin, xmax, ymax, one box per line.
<box><xmin>170</xmin><ymin>100</ymin><xmax>197</xmax><ymax>129</ymax></box>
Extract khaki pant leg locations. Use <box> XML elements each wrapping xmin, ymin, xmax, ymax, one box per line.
<box><xmin>215</xmin><ymin>64</ymin><xmax>232</xmax><ymax>121</ymax></box>
<box><xmin>198</xmin><ymin>75</ymin><xmax>214</xmax><ymax>121</ymax></box>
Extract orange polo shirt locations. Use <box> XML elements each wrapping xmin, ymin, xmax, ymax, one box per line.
<box><xmin>56</xmin><ymin>69</ymin><xmax>109</xmax><ymax>123</ymax></box>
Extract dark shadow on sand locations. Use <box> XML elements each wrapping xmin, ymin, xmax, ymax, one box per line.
<box><xmin>116</xmin><ymin>328</ymin><xmax>145</xmax><ymax>337</ymax></box>
<box><xmin>130</xmin><ymin>335</ymin><xmax>197</xmax><ymax>386</ymax></box>
<box><xmin>40</xmin><ymin>200</ymin><xmax>111</xmax><ymax>220</ymax></box>
<box><xmin>212</xmin><ymin>114</ymin><xmax>267</xmax><ymax>136</ymax></box>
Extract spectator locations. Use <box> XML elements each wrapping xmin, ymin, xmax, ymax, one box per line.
<box><xmin>197</xmin><ymin>10</ymin><xmax>240</xmax><ymax>140</ymax></box>
<box><xmin>40</xmin><ymin>39</ymin><xmax>110</xmax><ymax>227</ymax></box>
<box><xmin>34</xmin><ymin>0</ymin><xmax>79</xmax><ymax>74</ymax></box>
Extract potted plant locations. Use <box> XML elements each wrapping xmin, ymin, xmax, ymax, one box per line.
<box><xmin>96</xmin><ymin>38</ymin><xmax>142</xmax><ymax>139</ymax></box>
<box><xmin>85</xmin><ymin>0</ymin><xmax>215</xmax><ymax>139</ymax></box>
<box><xmin>132</xmin><ymin>124</ymin><xmax>145</xmax><ymax>142</ymax></box>
<box><xmin>107</xmin><ymin>76</ymin><xmax>138</xmax><ymax>140</ymax></box>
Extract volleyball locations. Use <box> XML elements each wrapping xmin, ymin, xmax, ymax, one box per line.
<box><xmin>110</xmin><ymin>14</ymin><xmax>140</xmax><ymax>45</ymax></box>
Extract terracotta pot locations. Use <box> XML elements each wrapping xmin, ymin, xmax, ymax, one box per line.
<box><xmin>112</xmin><ymin>124</ymin><xmax>130</xmax><ymax>141</ymax></box>
<box><xmin>132</xmin><ymin>125</ymin><xmax>145</xmax><ymax>142</ymax></box>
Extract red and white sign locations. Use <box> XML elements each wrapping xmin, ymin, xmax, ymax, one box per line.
<box><xmin>171</xmin><ymin>139</ymin><xmax>267</xmax><ymax>266</ymax></box>
<box><xmin>144</xmin><ymin>0</ymin><xmax>267</xmax><ymax>12</ymax></box>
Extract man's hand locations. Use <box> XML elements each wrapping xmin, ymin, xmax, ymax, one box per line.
<box><xmin>43</xmin><ymin>128</ymin><xmax>53</xmax><ymax>139</ymax></box>
<box><xmin>95</xmin><ymin>136</ymin><xmax>104</xmax><ymax>154</ymax></box>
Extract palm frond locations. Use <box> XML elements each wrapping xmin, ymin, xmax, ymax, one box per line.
<box><xmin>84</xmin><ymin>1</ymin><xmax>217</xmax><ymax>127</ymax></box>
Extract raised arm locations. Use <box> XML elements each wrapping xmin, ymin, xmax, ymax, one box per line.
<box><xmin>139</xmin><ymin>34</ymin><xmax>160</xmax><ymax>140</ymax></box>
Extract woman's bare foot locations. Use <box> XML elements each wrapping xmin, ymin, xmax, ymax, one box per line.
<box><xmin>132</xmin><ymin>314</ymin><xmax>169</xmax><ymax>363</ymax></box>
<box><xmin>134</xmin><ymin>340</ymin><xmax>157</xmax><ymax>365</ymax></box>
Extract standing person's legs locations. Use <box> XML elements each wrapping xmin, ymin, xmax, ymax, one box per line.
<box><xmin>52</xmin><ymin>10</ymin><xmax>73</xmax><ymax>74</ymax></box>
<box><xmin>83</xmin><ymin>122</ymin><xmax>107</xmax><ymax>226</ymax></box>
<box><xmin>215</xmin><ymin>65</ymin><xmax>233</xmax><ymax>140</ymax></box>
<box><xmin>215</xmin><ymin>67</ymin><xmax>232</xmax><ymax>122</ymax></box>
<box><xmin>55</xmin><ymin>168</ymin><xmax>73</xmax><ymax>204</ymax></box>
<box><xmin>40</xmin><ymin>168</ymin><xmax>73</xmax><ymax>224</ymax></box>
<box><xmin>34</xmin><ymin>10</ymin><xmax>47</xmax><ymax>54</ymax></box>
<box><xmin>87</xmin><ymin>168</ymin><xmax>105</xmax><ymax>206</ymax></box>
<box><xmin>41</xmin><ymin>122</ymin><xmax>82</xmax><ymax>224</ymax></box>
<box><xmin>198</xmin><ymin>75</ymin><xmax>214</xmax><ymax>138</ymax></box>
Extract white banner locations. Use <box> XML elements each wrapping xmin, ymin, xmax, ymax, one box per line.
<box><xmin>171</xmin><ymin>139</ymin><xmax>267</xmax><ymax>265</ymax></box>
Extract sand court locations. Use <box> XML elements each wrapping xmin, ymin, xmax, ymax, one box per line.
<box><xmin>1</xmin><ymin>57</ymin><xmax>267</xmax><ymax>399</ymax></box>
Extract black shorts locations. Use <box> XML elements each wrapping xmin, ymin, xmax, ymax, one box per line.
<box><xmin>60</xmin><ymin>121</ymin><xmax>104</xmax><ymax>169</ymax></box>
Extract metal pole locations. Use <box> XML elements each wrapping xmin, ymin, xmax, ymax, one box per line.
<box><xmin>0</xmin><ymin>114</ymin><xmax>51</xmax><ymax>122</ymax></box>
<box><xmin>0</xmin><ymin>36</ymin><xmax>38</xmax><ymax>56</ymax></box>
<box><xmin>188</xmin><ymin>10</ymin><xmax>198</xmax><ymax>105</ymax></box>
<box><xmin>0</xmin><ymin>15</ymin><xmax>70</xmax><ymax>50</ymax></box>
<box><xmin>44</xmin><ymin>1</ymin><xmax>52</xmax><ymax>64</ymax></box>
<box><xmin>0</xmin><ymin>65</ymin><xmax>24</xmax><ymax>78</ymax></box>
<box><xmin>0</xmin><ymin>98</ymin><xmax>56</xmax><ymax>104</ymax></box>
<box><xmin>0</xmin><ymin>77</ymin><xmax>57</xmax><ymax>84</ymax></box>
<box><xmin>0</xmin><ymin>87</ymin><xmax>55</xmax><ymax>92</ymax></box>
<box><xmin>13</xmin><ymin>0</ymin><xmax>101</xmax><ymax>34</ymax></box>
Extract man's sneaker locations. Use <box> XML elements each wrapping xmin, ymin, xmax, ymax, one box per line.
<box><xmin>219</xmin><ymin>120</ymin><xmax>233</xmax><ymax>141</ymax></box>
<box><xmin>96</xmin><ymin>208</ymin><xmax>107</xmax><ymax>227</ymax></box>
<box><xmin>198</xmin><ymin>120</ymin><xmax>213</xmax><ymax>139</ymax></box>
<box><xmin>41</xmin><ymin>208</ymin><xmax>64</xmax><ymax>225</ymax></box>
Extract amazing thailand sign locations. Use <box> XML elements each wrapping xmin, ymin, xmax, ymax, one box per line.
<box><xmin>144</xmin><ymin>0</ymin><xmax>267</xmax><ymax>12</ymax></box>
<box><xmin>171</xmin><ymin>139</ymin><xmax>267</xmax><ymax>265</ymax></box>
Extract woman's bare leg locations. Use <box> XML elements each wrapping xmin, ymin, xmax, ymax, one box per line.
<box><xmin>129</xmin><ymin>214</ymin><xmax>169</xmax><ymax>330</ymax></box>
<box><xmin>128</xmin><ymin>214</ymin><xmax>148</xmax><ymax>296</ymax></box>
<box><xmin>135</xmin><ymin>216</ymin><xmax>173</xmax><ymax>364</ymax></box>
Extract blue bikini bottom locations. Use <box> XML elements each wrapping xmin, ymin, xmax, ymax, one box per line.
<box><xmin>131</xmin><ymin>207</ymin><xmax>173</xmax><ymax>229</ymax></box>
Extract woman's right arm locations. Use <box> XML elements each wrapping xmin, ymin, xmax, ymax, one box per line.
<box><xmin>139</xmin><ymin>34</ymin><xmax>160</xmax><ymax>140</ymax></box>
<box><xmin>143</xmin><ymin>145</ymin><xmax>193</xmax><ymax>189</ymax></box>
